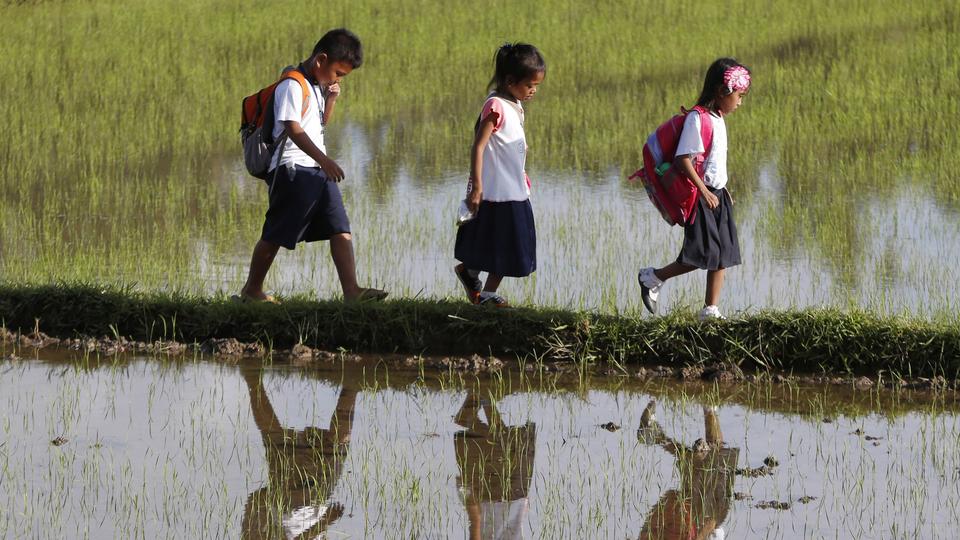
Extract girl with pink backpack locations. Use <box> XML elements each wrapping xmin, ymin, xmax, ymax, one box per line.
<box><xmin>638</xmin><ymin>58</ymin><xmax>751</xmax><ymax>321</ymax></box>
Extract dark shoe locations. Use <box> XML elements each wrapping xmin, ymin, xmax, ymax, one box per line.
<box><xmin>454</xmin><ymin>264</ymin><xmax>482</xmax><ymax>304</ymax></box>
<box><xmin>478</xmin><ymin>292</ymin><xmax>509</xmax><ymax>308</ymax></box>
<box><xmin>637</xmin><ymin>267</ymin><xmax>662</xmax><ymax>314</ymax></box>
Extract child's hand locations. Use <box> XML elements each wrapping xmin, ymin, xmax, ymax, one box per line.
<box><xmin>467</xmin><ymin>188</ymin><xmax>482</xmax><ymax>214</ymax></box>
<box><xmin>700</xmin><ymin>189</ymin><xmax>719</xmax><ymax>209</ymax></box>
<box><xmin>326</xmin><ymin>82</ymin><xmax>341</xmax><ymax>100</ymax></box>
<box><xmin>318</xmin><ymin>155</ymin><xmax>345</xmax><ymax>182</ymax></box>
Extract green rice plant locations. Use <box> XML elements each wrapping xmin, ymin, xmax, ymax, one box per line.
<box><xmin>1</xmin><ymin>0</ymin><xmax>957</xmax><ymax>316</ymax></box>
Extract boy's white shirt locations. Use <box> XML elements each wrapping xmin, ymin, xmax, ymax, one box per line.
<box><xmin>271</xmin><ymin>77</ymin><xmax>326</xmax><ymax>170</ymax></box>
<box><xmin>675</xmin><ymin>111</ymin><xmax>728</xmax><ymax>190</ymax></box>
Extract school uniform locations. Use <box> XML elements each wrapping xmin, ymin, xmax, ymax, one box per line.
<box><xmin>260</xmin><ymin>68</ymin><xmax>350</xmax><ymax>250</ymax></box>
<box><xmin>674</xmin><ymin>110</ymin><xmax>741</xmax><ymax>270</ymax></box>
<box><xmin>454</xmin><ymin>94</ymin><xmax>537</xmax><ymax>278</ymax></box>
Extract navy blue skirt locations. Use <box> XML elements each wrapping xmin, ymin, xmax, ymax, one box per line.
<box><xmin>455</xmin><ymin>200</ymin><xmax>536</xmax><ymax>278</ymax></box>
<box><xmin>677</xmin><ymin>187</ymin><xmax>741</xmax><ymax>270</ymax></box>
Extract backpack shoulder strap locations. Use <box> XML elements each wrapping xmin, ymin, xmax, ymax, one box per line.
<box><xmin>279</xmin><ymin>69</ymin><xmax>311</xmax><ymax>119</ymax></box>
<box><xmin>691</xmin><ymin>105</ymin><xmax>714</xmax><ymax>153</ymax></box>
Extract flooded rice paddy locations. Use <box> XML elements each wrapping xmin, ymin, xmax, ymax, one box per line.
<box><xmin>3</xmin><ymin>3</ymin><xmax>959</xmax><ymax>538</ymax></box>
<box><xmin>2</xmin><ymin>349</ymin><xmax>958</xmax><ymax>538</ymax></box>
<box><xmin>3</xmin><ymin>1</ymin><xmax>958</xmax><ymax>319</ymax></box>
<box><xmin>202</xmin><ymin>123</ymin><xmax>960</xmax><ymax>316</ymax></box>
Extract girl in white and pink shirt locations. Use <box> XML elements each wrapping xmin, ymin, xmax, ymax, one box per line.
<box><xmin>638</xmin><ymin>58</ymin><xmax>751</xmax><ymax>321</ymax></box>
<box><xmin>454</xmin><ymin>43</ymin><xmax>546</xmax><ymax>307</ymax></box>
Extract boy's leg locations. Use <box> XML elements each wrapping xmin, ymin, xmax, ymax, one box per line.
<box><xmin>329</xmin><ymin>232</ymin><xmax>361</xmax><ymax>299</ymax></box>
<box><xmin>705</xmin><ymin>268</ymin><xmax>725</xmax><ymax>307</ymax></box>
<box><xmin>241</xmin><ymin>239</ymin><xmax>281</xmax><ymax>299</ymax></box>
<box><xmin>704</xmin><ymin>405</ymin><xmax>722</xmax><ymax>446</ymax></box>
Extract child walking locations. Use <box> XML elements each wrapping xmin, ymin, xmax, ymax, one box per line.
<box><xmin>239</xmin><ymin>29</ymin><xmax>386</xmax><ymax>303</ymax></box>
<box><xmin>454</xmin><ymin>43</ymin><xmax>546</xmax><ymax>307</ymax></box>
<box><xmin>638</xmin><ymin>58</ymin><xmax>751</xmax><ymax>321</ymax></box>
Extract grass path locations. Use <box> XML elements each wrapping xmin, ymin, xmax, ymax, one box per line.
<box><xmin>2</xmin><ymin>283</ymin><xmax>958</xmax><ymax>378</ymax></box>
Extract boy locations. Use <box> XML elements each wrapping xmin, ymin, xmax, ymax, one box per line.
<box><xmin>239</xmin><ymin>28</ymin><xmax>387</xmax><ymax>303</ymax></box>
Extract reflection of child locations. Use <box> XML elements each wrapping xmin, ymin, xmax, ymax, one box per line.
<box><xmin>454</xmin><ymin>392</ymin><xmax>537</xmax><ymax>539</ymax></box>
<box><xmin>454</xmin><ymin>43</ymin><xmax>546</xmax><ymax>308</ymax></box>
<box><xmin>240</xmin><ymin>370</ymin><xmax>356</xmax><ymax>539</ymax></box>
<box><xmin>638</xmin><ymin>58</ymin><xmax>751</xmax><ymax>321</ymax></box>
<box><xmin>637</xmin><ymin>401</ymin><xmax>739</xmax><ymax>540</ymax></box>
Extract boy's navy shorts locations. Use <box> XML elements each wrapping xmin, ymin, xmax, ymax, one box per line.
<box><xmin>260</xmin><ymin>164</ymin><xmax>351</xmax><ymax>250</ymax></box>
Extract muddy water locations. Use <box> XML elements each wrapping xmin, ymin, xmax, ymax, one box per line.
<box><xmin>1</xmin><ymin>351</ymin><xmax>958</xmax><ymax>539</ymax></box>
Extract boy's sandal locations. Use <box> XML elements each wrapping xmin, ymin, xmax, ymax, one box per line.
<box><xmin>348</xmin><ymin>287</ymin><xmax>389</xmax><ymax>302</ymax></box>
<box><xmin>230</xmin><ymin>293</ymin><xmax>280</xmax><ymax>305</ymax></box>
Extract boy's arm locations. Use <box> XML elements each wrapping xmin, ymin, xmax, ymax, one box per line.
<box><xmin>323</xmin><ymin>83</ymin><xmax>340</xmax><ymax>125</ymax></box>
<box><xmin>283</xmin><ymin>120</ymin><xmax>345</xmax><ymax>182</ymax></box>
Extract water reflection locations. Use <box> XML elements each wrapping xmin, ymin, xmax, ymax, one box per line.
<box><xmin>240</xmin><ymin>369</ymin><xmax>355</xmax><ymax>539</ymax></box>
<box><xmin>2</xmin><ymin>357</ymin><xmax>959</xmax><ymax>538</ymax></box>
<box><xmin>637</xmin><ymin>401</ymin><xmax>738</xmax><ymax>540</ymax></box>
<box><xmin>454</xmin><ymin>391</ymin><xmax>537</xmax><ymax>540</ymax></box>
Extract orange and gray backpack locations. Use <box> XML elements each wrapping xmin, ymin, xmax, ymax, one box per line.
<box><xmin>240</xmin><ymin>69</ymin><xmax>310</xmax><ymax>180</ymax></box>
<box><xmin>629</xmin><ymin>105</ymin><xmax>714</xmax><ymax>226</ymax></box>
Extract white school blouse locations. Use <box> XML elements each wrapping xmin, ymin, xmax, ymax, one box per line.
<box><xmin>478</xmin><ymin>94</ymin><xmax>529</xmax><ymax>202</ymax></box>
<box><xmin>675</xmin><ymin>110</ymin><xmax>729</xmax><ymax>190</ymax></box>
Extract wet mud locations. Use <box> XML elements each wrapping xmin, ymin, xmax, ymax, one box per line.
<box><xmin>2</xmin><ymin>325</ymin><xmax>958</xmax><ymax>393</ymax></box>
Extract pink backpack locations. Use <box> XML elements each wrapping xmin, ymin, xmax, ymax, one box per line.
<box><xmin>629</xmin><ymin>106</ymin><xmax>714</xmax><ymax>226</ymax></box>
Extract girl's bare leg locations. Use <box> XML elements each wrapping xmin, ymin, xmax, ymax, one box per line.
<box><xmin>654</xmin><ymin>262</ymin><xmax>697</xmax><ymax>282</ymax></box>
<box><xmin>705</xmin><ymin>268</ymin><xmax>725</xmax><ymax>306</ymax></box>
<box><xmin>483</xmin><ymin>274</ymin><xmax>503</xmax><ymax>293</ymax></box>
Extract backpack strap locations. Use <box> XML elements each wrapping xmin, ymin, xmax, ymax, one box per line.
<box><xmin>690</xmin><ymin>105</ymin><xmax>714</xmax><ymax>155</ymax></box>
<box><xmin>685</xmin><ymin>105</ymin><xmax>715</xmax><ymax>176</ymax></box>
<box><xmin>279</xmin><ymin>69</ymin><xmax>311</xmax><ymax>119</ymax></box>
<box><xmin>265</xmin><ymin>69</ymin><xmax>313</xmax><ymax>191</ymax></box>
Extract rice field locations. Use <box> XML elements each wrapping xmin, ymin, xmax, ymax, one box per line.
<box><xmin>2</xmin><ymin>2</ymin><xmax>959</xmax><ymax>536</ymax></box>
<box><xmin>1</xmin><ymin>351</ymin><xmax>958</xmax><ymax>538</ymax></box>
<box><xmin>1</xmin><ymin>0</ymin><xmax>958</xmax><ymax>317</ymax></box>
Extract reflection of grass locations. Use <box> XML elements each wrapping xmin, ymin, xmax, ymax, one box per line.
<box><xmin>3</xmin><ymin>283</ymin><xmax>960</xmax><ymax>378</ymax></box>
<box><xmin>1</xmin><ymin>0</ymin><xmax>958</xmax><ymax>304</ymax></box>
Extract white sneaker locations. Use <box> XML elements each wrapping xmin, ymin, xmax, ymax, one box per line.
<box><xmin>698</xmin><ymin>305</ymin><xmax>726</xmax><ymax>321</ymax></box>
<box><xmin>638</xmin><ymin>267</ymin><xmax>663</xmax><ymax>314</ymax></box>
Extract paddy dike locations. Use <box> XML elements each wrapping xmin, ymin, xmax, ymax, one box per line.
<box><xmin>2</xmin><ymin>284</ymin><xmax>959</xmax><ymax>384</ymax></box>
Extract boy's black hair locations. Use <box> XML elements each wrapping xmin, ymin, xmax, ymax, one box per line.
<box><xmin>488</xmin><ymin>43</ymin><xmax>546</xmax><ymax>92</ymax></box>
<box><xmin>696</xmin><ymin>57</ymin><xmax>751</xmax><ymax>109</ymax></box>
<box><xmin>312</xmin><ymin>28</ymin><xmax>363</xmax><ymax>68</ymax></box>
